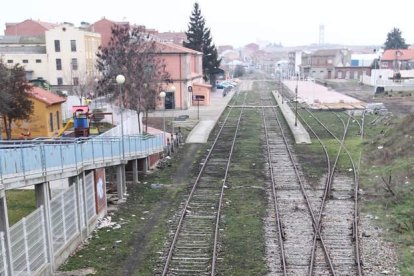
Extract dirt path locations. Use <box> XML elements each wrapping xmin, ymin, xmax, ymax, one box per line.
<box><xmin>121</xmin><ymin>143</ymin><xmax>202</xmax><ymax>274</ymax></box>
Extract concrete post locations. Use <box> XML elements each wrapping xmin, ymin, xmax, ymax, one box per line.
<box><xmin>142</xmin><ymin>157</ymin><xmax>148</xmax><ymax>174</ymax></box>
<box><xmin>69</xmin><ymin>175</ymin><xmax>85</xmax><ymax>238</ymax></box>
<box><xmin>116</xmin><ymin>165</ymin><xmax>125</xmax><ymax>201</ymax></box>
<box><xmin>0</xmin><ymin>190</ymin><xmax>12</xmax><ymax>275</ymax></box>
<box><xmin>34</xmin><ymin>182</ymin><xmax>54</xmax><ymax>273</ymax></box>
<box><xmin>80</xmin><ymin>171</ymin><xmax>89</xmax><ymax>235</ymax></box>
<box><xmin>132</xmin><ymin>159</ymin><xmax>139</xmax><ymax>184</ymax></box>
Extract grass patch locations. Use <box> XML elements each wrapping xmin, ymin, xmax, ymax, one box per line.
<box><xmin>217</xmin><ymin>108</ymin><xmax>268</xmax><ymax>275</ymax></box>
<box><xmin>59</xmin><ymin>143</ymin><xmax>200</xmax><ymax>275</ymax></box>
<box><xmin>6</xmin><ymin>189</ymin><xmax>36</xmax><ymax>226</ymax></box>
<box><xmin>358</xmin><ymin>113</ymin><xmax>414</xmax><ymax>273</ymax></box>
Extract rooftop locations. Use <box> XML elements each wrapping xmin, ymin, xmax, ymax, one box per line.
<box><xmin>28</xmin><ymin>86</ymin><xmax>66</xmax><ymax>106</ymax></box>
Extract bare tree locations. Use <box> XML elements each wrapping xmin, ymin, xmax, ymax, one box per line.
<box><xmin>96</xmin><ymin>25</ymin><xmax>169</xmax><ymax>133</ymax></box>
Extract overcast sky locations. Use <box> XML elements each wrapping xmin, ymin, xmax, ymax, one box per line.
<box><xmin>2</xmin><ymin>0</ymin><xmax>413</xmax><ymax>48</ymax></box>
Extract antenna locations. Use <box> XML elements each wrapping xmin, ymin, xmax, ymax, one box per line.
<box><xmin>319</xmin><ymin>24</ymin><xmax>325</xmax><ymax>47</ymax></box>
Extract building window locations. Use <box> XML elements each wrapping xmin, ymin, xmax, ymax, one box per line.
<box><xmin>57</xmin><ymin>77</ymin><xmax>63</xmax><ymax>85</ymax></box>
<box><xmin>7</xmin><ymin>60</ymin><xmax>13</xmax><ymax>63</ymax></box>
<box><xmin>54</xmin><ymin>40</ymin><xmax>60</xmax><ymax>52</ymax></box>
<box><xmin>22</xmin><ymin>59</ymin><xmax>28</xmax><ymax>63</ymax></box>
<box><xmin>56</xmin><ymin>59</ymin><xmax>62</xmax><ymax>70</ymax></box>
<box><xmin>70</xmin><ymin>40</ymin><xmax>77</xmax><ymax>52</ymax></box>
<box><xmin>56</xmin><ymin>111</ymin><xmax>60</xmax><ymax>130</ymax></box>
<box><xmin>49</xmin><ymin>112</ymin><xmax>54</xmax><ymax>131</ymax></box>
<box><xmin>73</xmin><ymin>77</ymin><xmax>79</xmax><ymax>86</ymax></box>
<box><xmin>71</xmin><ymin>58</ymin><xmax>78</xmax><ymax>70</ymax></box>
<box><xmin>36</xmin><ymin>59</ymin><xmax>42</xmax><ymax>63</ymax></box>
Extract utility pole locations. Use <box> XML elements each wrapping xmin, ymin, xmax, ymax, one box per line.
<box><xmin>295</xmin><ymin>73</ymin><xmax>298</xmax><ymax>127</ymax></box>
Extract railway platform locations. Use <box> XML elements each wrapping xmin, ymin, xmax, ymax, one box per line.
<box><xmin>273</xmin><ymin>91</ymin><xmax>311</xmax><ymax>144</ymax></box>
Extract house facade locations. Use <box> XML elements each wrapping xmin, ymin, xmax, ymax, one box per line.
<box><xmin>1</xmin><ymin>86</ymin><xmax>66</xmax><ymax>139</ymax></box>
<box><xmin>1</xmin><ymin>20</ymin><xmax>101</xmax><ymax>91</ymax></box>
<box><xmin>155</xmin><ymin>42</ymin><xmax>208</xmax><ymax>110</ymax></box>
<box><xmin>4</xmin><ymin>19</ymin><xmax>57</xmax><ymax>36</ymax></box>
<box><xmin>380</xmin><ymin>49</ymin><xmax>414</xmax><ymax>71</ymax></box>
<box><xmin>89</xmin><ymin>18</ymin><xmax>129</xmax><ymax>48</ymax></box>
<box><xmin>0</xmin><ymin>36</ymin><xmax>48</xmax><ymax>80</ymax></box>
<box><xmin>304</xmin><ymin>49</ymin><xmax>351</xmax><ymax>79</ymax></box>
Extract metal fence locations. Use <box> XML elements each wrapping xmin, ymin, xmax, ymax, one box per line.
<box><xmin>10</xmin><ymin>206</ymin><xmax>47</xmax><ymax>275</ymax></box>
<box><xmin>1</xmin><ymin>170</ymin><xmax>98</xmax><ymax>275</ymax></box>
<box><xmin>0</xmin><ymin>232</ymin><xmax>7</xmax><ymax>276</ymax></box>
<box><xmin>51</xmin><ymin>185</ymin><xmax>78</xmax><ymax>254</ymax></box>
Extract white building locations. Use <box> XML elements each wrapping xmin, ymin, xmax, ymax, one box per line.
<box><xmin>0</xmin><ymin>23</ymin><xmax>101</xmax><ymax>91</ymax></box>
<box><xmin>0</xmin><ymin>36</ymin><xmax>48</xmax><ymax>80</ymax></box>
<box><xmin>45</xmin><ymin>24</ymin><xmax>101</xmax><ymax>86</ymax></box>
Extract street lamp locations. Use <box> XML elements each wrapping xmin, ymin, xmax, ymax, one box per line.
<box><xmin>295</xmin><ymin>73</ymin><xmax>298</xmax><ymax>127</ymax></box>
<box><xmin>159</xmin><ymin>91</ymin><xmax>166</xmax><ymax>146</ymax></box>
<box><xmin>116</xmin><ymin>74</ymin><xmax>125</xmax><ymax>159</ymax></box>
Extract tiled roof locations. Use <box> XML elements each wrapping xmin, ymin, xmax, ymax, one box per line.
<box><xmin>27</xmin><ymin>86</ymin><xmax>66</xmax><ymax>105</ymax></box>
<box><xmin>155</xmin><ymin>42</ymin><xmax>201</xmax><ymax>54</ymax></box>
<box><xmin>382</xmin><ymin>49</ymin><xmax>414</xmax><ymax>61</ymax></box>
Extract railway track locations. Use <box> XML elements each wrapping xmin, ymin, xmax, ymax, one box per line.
<box><xmin>159</xmin><ymin>80</ymin><xmax>364</xmax><ymax>275</ymax></box>
<box><xmin>159</xmin><ymin>92</ymin><xmax>247</xmax><ymax>275</ymax></box>
<box><xmin>262</xmin><ymin>92</ymin><xmax>336</xmax><ymax>275</ymax></box>
<box><xmin>298</xmin><ymin>107</ymin><xmax>363</xmax><ymax>275</ymax></box>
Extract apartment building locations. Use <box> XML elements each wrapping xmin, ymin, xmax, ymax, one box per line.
<box><xmin>46</xmin><ymin>24</ymin><xmax>101</xmax><ymax>86</ymax></box>
<box><xmin>0</xmin><ymin>35</ymin><xmax>48</xmax><ymax>80</ymax></box>
<box><xmin>1</xmin><ymin>20</ymin><xmax>101</xmax><ymax>90</ymax></box>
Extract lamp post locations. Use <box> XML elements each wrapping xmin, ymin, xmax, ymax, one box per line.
<box><xmin>295</xmin><ymin>73</ymin><xmax>298</xmax><ymax>127</ymax></box>
<box><xmin>159</xmin><ymin>91</ymin><xmax>166</xmax><ymax>146</ymax></box>
<box><xmin>116</xmin><ymin>74</ymin><xmax>125</xmax><ymax>159</ymax></box>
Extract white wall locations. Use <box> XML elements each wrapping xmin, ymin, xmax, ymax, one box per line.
<box><xmin>45</xmin><ymin>25</ymin><xmax>101</xmax><ymax>85</ymax></box>
<box><xmin>1</xmin><ymin>53</ymin><xmax>48</xmax><ymax>80</ymax></box>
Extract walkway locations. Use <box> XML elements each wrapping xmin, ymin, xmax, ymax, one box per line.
<box><xmin>149</xmin><ymin>89</ymin><xmax>236</xmax><ymax>143</ymax></box>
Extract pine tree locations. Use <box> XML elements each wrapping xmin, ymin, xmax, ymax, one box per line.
<box><xmin>384</xmin><ymin>28</ymin><xmax>408</xmax><ymax>50</ymax></box>
<box><xmin>184</xmin><ymin>2</ymin><xmax>221</xmax><ymax>83</ymax></box>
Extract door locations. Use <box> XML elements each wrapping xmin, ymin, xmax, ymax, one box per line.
<box><xmin>165</xmin><ymin>92</ymin><xmax>175</xmax><ymax>109</ymax></box>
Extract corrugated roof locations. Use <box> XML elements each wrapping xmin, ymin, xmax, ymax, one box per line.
<box><xmin>0</xmin><ymin>35</ymin><xmax>45</xmax><ymax>45</ymax></box>
<box><xmin>382</xmin><ymin>49</ymin><xmax>414</xmax><ymax>61</ymax></box>
<box><xmin>27</xmin><ymin>86</ymin><xmax>66</xmax><ymax>105</ymax></box>
<box><xmin>0</xmin><ymin>45</ymin><xmax>46</xmax><ymax>54</ymax></box>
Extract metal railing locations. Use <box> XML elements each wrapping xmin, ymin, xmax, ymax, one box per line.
<box><xmin>0</xmin><ymin>134</ymin><xmax>163</xmax><ymax>187</ymax></box>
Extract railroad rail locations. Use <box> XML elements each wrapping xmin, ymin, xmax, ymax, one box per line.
<box><xmin>261</xmin><ymin>92</ymin><xmax>335</xmax><ymax>274</ymax></box>
<box><xmin>160</xmin><ymin>92</ymin><xmax>247</xmax><ymax>275</ymax></box>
